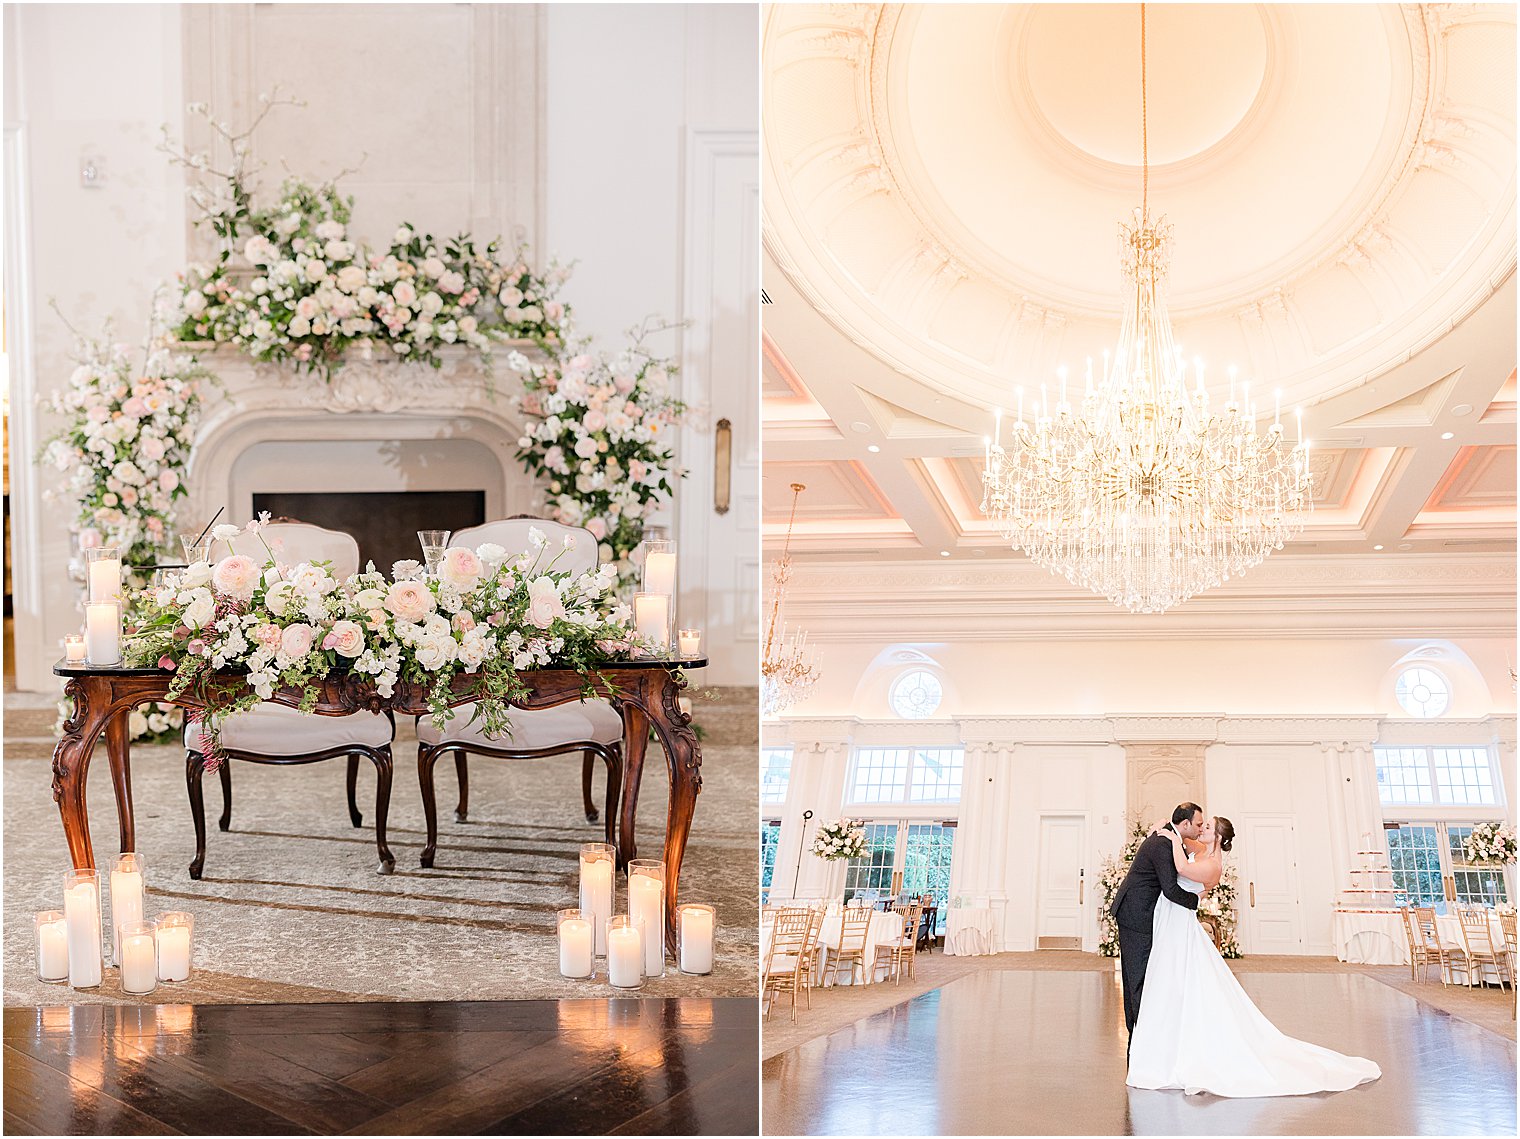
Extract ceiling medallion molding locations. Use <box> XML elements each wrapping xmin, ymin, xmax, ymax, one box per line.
<box><xmin>763</xmin><ymin>3</ymin><xmax>1516</xmax><ymax>415</ymax></box>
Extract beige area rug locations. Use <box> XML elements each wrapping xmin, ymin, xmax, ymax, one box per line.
<box><xmin>4</xmin><ymin>688</ymin><xmax>759</xmax><ymax>1006</ymax></box>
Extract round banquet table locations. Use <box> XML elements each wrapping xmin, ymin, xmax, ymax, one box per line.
<box><xmin>1435</xmin><ymin>912</ymin><xmax>1509</xmax><ymax>985</ymax></box>
<box><xmin>759</xmin><ymin>908</ymin><xmax>903</xmax><ymax>986</ymax></box>
<box><xmin>946</xmin><ymin>906</ymin><xmax>997</xmax><ymax>956</ymax></box>
<box><xmin>1334</xmin><ymin>908</ymin><xmax>1510</xmax><ymax>984</ymax></box>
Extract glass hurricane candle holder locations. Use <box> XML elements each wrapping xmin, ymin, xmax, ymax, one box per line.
<box><xmin>63</xmin><ymin>634</ymin><xmax>86</xmax><ymax>663</ymax></box>
<box><xmin>579</xmin><ymin>843</ymin><xmax>615</xmax><ymax>957</ymax></box>
<box><xmin>557</xmin><ymin>908</ymin><xmax>594</xmax><ymax>980</ymax></box>
<box><xmin>155</xmin><ymin>911</ymin><xmax>194</xmax><ymax>982</ymax></box>
<box><xmin>34</xmin><ymin>911</ymin><xmax>68</xmax><ymax>983</ymax></box>
<box><xmin>633</xmin><ymin>593</ymin><xmax>671</xmax><ymax>653</ymax></box>
<box><xmin>642</xmin><ymin>539</ymin><xmax>677</xmax><ymax>596</ymax></box>
<box><xmin>63</xmin><ymin>868</ymin><xmax>102</xmax><ymax>989</ymax></box>
<box><xmin>677</xmin><ymin>628</ymin><xmax>701</xmax><ymax>658</ymax></box>
<box><xmin>84</xmin><ymin>600</ymin><xmax>122</xmax><ymax>666</ymax></box>
<box><xmin>627</xmin><ymin>859</ymin><xmax>666</xmax><ymax>977</ymax></box>
<box><xmin>677</xmin><ymin>903</ymin><xmax>716</xmax><ymax>975</ymax></box>
<box><xmin>118</xmin><ymin>921</ymin><xmax>158</xmax><ymax>996</ymax></box>
<box><xmin>85</xmin><ymin>546</ymin><xmax>122</xmax><ymax>603</ymax></box>
<box><xmin>606</xmin><ymin>915</ymin><xmax>645</xmax><ymax>990</ymax></box>
<box><xmin>109</xmin><ymin>852</ymin><xmax>146</xmax><ymax>967</ymax></box>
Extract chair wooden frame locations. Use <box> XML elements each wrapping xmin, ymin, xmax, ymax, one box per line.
<box><xmin>822</xmin><ymin>905</ymin><xmax>874</xmax><ymax>987</ymax></box>
<box><xmin>186</xmin><ymin>729</ymin><xmax>396</xmax><ymax>877</ymax></box>
<box><xmin>874</xmin><ymin>901</ymin><xmax>922</xmax><ymax>984</ymax></box>
<box><xmin>1456</xmin><ymin>905</ymin><xmax>1512</xmax><ymax>989</ymax></box>
<box><xmin>1413</xmin><ymin>907</ymin><xmax>1454</xmax><ymax>987</ymax></box>
<box><xmin>418</xmin><ymin>736</ymin><xmax>622</xmax><ymax>868</ymax></box>
<box><xmin>1400</xmin><ymin>906</ymin><xmax>1444</xmax><ymax>984</ymax></box>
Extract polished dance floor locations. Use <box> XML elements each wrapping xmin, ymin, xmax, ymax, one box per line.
<box><xmin>761</xmin><ymin>970</ymin><xmax>1517</xmax><ymax>1135</ymax></box>
<box><xmin>5</xmin><ymin>997</ymin><xmax>758</xmax><ymax>1135</ymax></box>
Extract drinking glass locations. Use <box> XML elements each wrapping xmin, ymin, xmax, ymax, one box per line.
<box><xmin>418</xmin><ymin>530</ymin><xmax>451</xmax><ymax>576</ymax></box>
<box><xmin>180</xmin><ymin>533</ymin><xmax>210</xmax><ymax>565</ymax></box>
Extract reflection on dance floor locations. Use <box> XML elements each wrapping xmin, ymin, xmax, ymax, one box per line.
<box><xmin>761</xmin><ymin>969</ymin><xmax>1516</xmax><ymax>1136</ymax></box>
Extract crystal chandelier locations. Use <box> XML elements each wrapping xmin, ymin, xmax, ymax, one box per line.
<box><xmin>980</xmin><ymin>4</ymin><xmax>1312</xmax><ymax>615</ymax></box>
<box><xmin>762</xmin><ymin>483</ymin><xmax>820</xmax><ymax>716</ymax></box>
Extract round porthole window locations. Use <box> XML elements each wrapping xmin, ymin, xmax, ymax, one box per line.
<box><xmin>890</xmin><ymin>670</ymin><xmax>943</xmax><ymax>719</ymax></box>
<box><xmin>1395</xmin><ymin>667</ymin><xmax>1450</xmax><ymax>718</ymax></box>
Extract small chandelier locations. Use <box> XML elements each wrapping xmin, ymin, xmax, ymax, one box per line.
<box><xmin>980</xmin><ymin>4</ymin><xmax>1313</xmax><ymax>614</ymax></box>
<box><xmin>762</xmin><ymin>482</ymin><xmax>820</xmax><ymax>716</ymax></box>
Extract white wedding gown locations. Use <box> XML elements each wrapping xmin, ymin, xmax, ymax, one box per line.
<box><xmin>1126</xmin><ymin>869</ymin><xmax>1381</xmax><ymax>1097</ymax></box>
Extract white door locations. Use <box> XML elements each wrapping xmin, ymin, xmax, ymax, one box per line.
<box><xmin>1241</xmin><ymin>815</ymin><xmax>1302</xmax><ymax>954</ymax></box>
<box><xmin>1036</xmin><ymin>815</ymin><xmax>1086</xmax><ymax>949</ymax></box>
<box><xmin>677</xmin><ymin>130</ymin><xmax>760</xmax><ymax>685</ymax></box>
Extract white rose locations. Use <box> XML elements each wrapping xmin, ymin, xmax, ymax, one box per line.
<box><xmin>183</xmin><ymin>589</ymin><xmax>214</xmax><ymax>630</ymax></box>
<box><xmin>421</xmin><ymin>291</ymin><xmax>444</xmax><ymax>316</ymax></box>
<box><xmin>394</xmin><ymin>225</ymin><xmax>413</xmax><ymax>245</ymax></box>
<box><xmin>183</xmin><ymin>292</ymin><xmax>207</xmax><ymax>317</ymax></box>
<box><xmin>315</xmin><ymin>219</ymin><xmax>346</xmax><ymax>241</ymax></box>
<box><xmin>336</xmin><ymin>265</ymin><xmax>367</xmax><ymax>293</ymax></box>
<box><xmin>324</xmin><ymin>239</ymin><xmax>354</xmax><ymax>262</ymax></box>
<box><xmin>422</xmin><ymin>257</ymin><xmax>445</xmax><ymax>279</ymax></box>
<box><xmin>303</xmin><ymin>259</ymin><xmax>328</xmax><ymax>283</ymax></box>
<box><xmin>265</xmin><ymin>580</ymin><xmax>294</xmax><ymax>617</ymax></box>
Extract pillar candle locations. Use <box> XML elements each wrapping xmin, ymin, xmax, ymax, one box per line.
<box><xmin>607</xmin><ymin>921</ymin><xmax>644</xmax><ymax>988</ymax></box>
<box><xmin>628</xmin><ymin>871</ymin><xmax>665</xmax><ymax>975</ymax></box>
<box><xmin>558</xmin><ymin>915</ymin><xmax>593</xmax><ymax>979</ymax></box>
<box><xmin>109</xmin><ymin>854</ymin><xmax>145</xmax><ymax>967</ymax></box>
<box><xmin>34</xmin><ymin>912</ymin><xmax>68</xmax><ymax>982</ymax></box>
<box><xmin>678</xmin><ymin>905</ymin><xmax>715</xmax><ymax>974</ymax></box>
<box><xmin>634</xmin><ymin>593</ymin><xmax>670</xmax><ymax>650</ymax></box>
<box><xmin>85</xmin><ymin>601</ymin><xmax>121</xmax><ymax>666</ymax></box>
<box><xmin>88</xmin><ymin>555</ymin><xmax>122</xmax><ymax>603</ymax></box>
<box><xmin>643</xmin><ymin>551</ymin><xmax>677</xmax><ymax>596</ymax></box>
<box><xmin>579</xmin><ymin>849</ymin><xmax>614</xmax><ymax>956</ymax></box>
<box><xmin>63</xmin><ymin>874</ymin><xmax>102</xmax><ymax>989</ymax></box>
<box><xmin>119</xmin><ymin>926</ymin><xmax>157</xmax><ymax>995</ymax></box>
<box><xmin>155</xmin><ymin>917</ymin><xmax>192</xmax><ymax>982</ymax></box>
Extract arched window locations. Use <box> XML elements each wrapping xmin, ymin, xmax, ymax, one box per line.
<box><xmin>1395</xmin><ymin>667</ymin><xmax>1450</xmax><ymax>718</ymax></box>
<box><xmin>890</xmin><ymin>670</ymin><xmax>943</xmax><ymax>719</ymax></box>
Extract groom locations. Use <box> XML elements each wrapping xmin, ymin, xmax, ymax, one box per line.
<box><xmin>1111</xmin><ymin>802</ymin><xmax>1204</xmax><ymax>1059</ymax></box>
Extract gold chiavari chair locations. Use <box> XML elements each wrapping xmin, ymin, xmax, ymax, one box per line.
<box><xmin>763</xmin><ymin>907</ymin><xmax>817</xmax><ymax>1020</ymax></box>
<box><xmin>1457</xmin><ymin>905</ymin><xmax>1511</xmax><ymax>990</ymax></box>
<box><xmin>1414</xmin><ymin>907</ymin><xmax>1454</xmax><ymax>987</ymax></box>
<box><xmin>823</xmin><ymin>904</ymin><xmax>874</xmax><ymax>987</ymax></box>
<box><xmin>875</xmin><ymin>900</ymin><xmax>922</xmax><ymax>984</ymax></box>
<box><xmin>1401</xmin><ymin>906</ymin><xmax>1443</xmax><ymax>984</ymax></box>
<box><xmin>1498</xmin><ymin>909</ymin><xmax>1517</xmax><ymax>1018</ymax></box>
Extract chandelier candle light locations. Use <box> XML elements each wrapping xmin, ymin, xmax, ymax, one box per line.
<box><xmin>980</xmin><ymin>4</ymin><xmax>1312</xmax><ymax>615</ymax></box>
<box><xmin>762</xmin><ymin>483</ymin><xmax>821</xmax><ymax>715</ymax></box>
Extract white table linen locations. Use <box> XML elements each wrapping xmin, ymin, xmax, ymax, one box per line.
<box><xmin>946</xmin><ymin>907</ymin><xmax>997</xmax><ymax>956</ymax></box>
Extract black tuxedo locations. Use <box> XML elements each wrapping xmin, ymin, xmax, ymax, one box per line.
<box><xmin>1110</xmin><ymin>829</ymin><xmax>1200</xmax><ymax>1051</ymax></box>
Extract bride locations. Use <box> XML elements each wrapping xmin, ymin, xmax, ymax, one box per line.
<box><xmin>1126</xmin><ymin>815</ymin><xmax>1382</xmax><ymax>1097</ymax></box>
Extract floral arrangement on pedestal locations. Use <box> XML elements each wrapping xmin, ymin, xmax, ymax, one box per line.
<box><xmin>161</xmin><ymin>97</ymin><xmax>570</xmax><ymax>378</ymax></box>
<box><xmin>40</xmin><ymin>327</ymin><xmax>210</xmax><ymax>583</ymax></box>
<box><xmin>510</xmin><ymin>324</ymin><xmax>687</xmax><ymax>577</ymax></box>
<box><xmin>1464</xmin><ymin>821</ymin><xmax>1518</xmax><ymax>866</ymax></box>
<box><xmin>121</xmin><ymin>517</ymin><xmax>644</xmax><ymax>768</ymax></box>
<box><xmin>1097</xmin><ymin>816</ymin><xmax>1241</xmax><ymax>958</ymax></box>
<box><xmin>810</xmin><ymin>818</ymin><xmax>868</xmax><ymax>861</ymax></box>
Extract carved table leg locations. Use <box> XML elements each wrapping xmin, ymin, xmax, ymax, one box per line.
<box><xmin>370</xmin><ymin>746</ymin><xmax>396</xmax><ymax>875</ymax></box>
<box><xmin>418</xmin><ymin>742</ymin><xmax>440</xmax><ymax>869</ymax></box>
<box><xmin>645</xmin><ymin>670</ymin><xmax>702</xmax><ymax>953</ymax></box>
<box><xmin>186</xmin><ymin>752</ymin><xmax>208</xmax><ymax>880</ymax></box>
<box><xmin>51</xmin><ymin>678</ymin><xmax>112</xmax><ymax>871</ymax></box>
<box><xmin>617</xmin><ymin>702</ymin><xmax>651</xmax><ymax>871</ymax></box>
<box><xmin>104</xmin><ymin>708</ymin><xmax>136</xmax><ymax>854</ymax></box>
<box><xmin>454</xmin><ymin>750</ymin><xmax>469</xmax><ymax>822</ymax></box>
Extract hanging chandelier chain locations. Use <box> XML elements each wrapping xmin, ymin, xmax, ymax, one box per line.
<box><xmin>1140</xmin><ymin>2</ymin><xmax>1148</xmax><ymax>217</ymax></box>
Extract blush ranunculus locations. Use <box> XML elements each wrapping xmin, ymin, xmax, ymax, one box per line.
<box><xmin>438</xmin><ymin>546</ymin><xmax>483</xmax><ymax>591</ymax></box>
<box><xmin>280</xmin><ymin>623</ymin><xmax>317</xmax><ymax>659</ymax></box>
<box><xmin>385</xmin><ymin>579</ymin><xmax>435</xmax><ymax>622</ymax></box>
<box><xmin>323</xmin><ymin>619</ymin><xmax>365</xmax><ymax>658</ymax></box>
<box><xmin>252</xmin><ymin>623</ymin><xmax>284</xmax><ymax>652</ymax></box>
<box><xmin>526</xmin><ymin>577</ymin><xmax>565</xmax><ymax>629</ymax></box>
<box><xmin>211</xmin><ymin>554</ymin><xmax>260</xmax><ymax>602</ymax></box>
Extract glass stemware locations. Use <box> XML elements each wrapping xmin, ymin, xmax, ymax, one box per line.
<box><xmin>417</xmin><ymin>530</ymin><xmax>451</xmax><ymax>576</ymax></box>
<box><xmin>180</xmin><ymin>533</ymin><xmax>210</xmax><ymax>566</ymax></box>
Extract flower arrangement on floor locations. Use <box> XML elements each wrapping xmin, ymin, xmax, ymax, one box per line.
<box><xmin>810</xmin><ymin>818</ymin><xmax>868</xmax><ymax>861</ymax></box>
<box><xmin>511</xmin><ymin>322</ymin><xmax>687</xmax><ymax>576</ymax></box>
<box><xmin>1463</xmin><ymin>821</ymin><xmax>1518</xmax><ymax>866</ymax></box>
<box><xmin>160</xmin><ymin>96</ymin><xmax>570</xmax><ymax>378</ymax></box>
<box><xmin>40</xmin><ymin>324</ymin><xmax>210</xmax><ymax>582</ymax></box>
<box><xmin>1097</xmin><ymin>816</ymin><xmax>1241</xmax><ymax>958</ymax></box>
<box><xmin>121</xmin><ymin>517</ymin><xmax>643</xmax><ymax>768</ymax></box>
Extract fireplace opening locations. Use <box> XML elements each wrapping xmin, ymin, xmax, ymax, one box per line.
<box><xmin>252</xmin><ymin>490</ymin><xmax>487</xmax><ymax>576</ymax></box>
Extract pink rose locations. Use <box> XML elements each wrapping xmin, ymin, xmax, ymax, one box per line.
<box><xmin>629</xmin><ymin>459</ymin><xmax>648</xmax><ymax>481</ymax></box>
<box><xmin>252</xmin><ymin>623</ymin><xmax>284</xmax><ymax>651</ymax></box>
<box><xmin>139</xmin><ymin>437</ymin><xmax>167</xmax><ymax>462</ymax></box>
<box><xmin>212</xmin><ymin>554</ymin><xmax>260</xmax><ymax>602</ymax></box>
<box><xmin>452</xmin><ymin>612</ymin><xmax>476</xmax><ymax>634</ymax></box>
<box><xmin>438</xmin><ymin>547</ymin><xmax>483</xmax><ymax>591</ymax></box>
<box><xmin>322</xmin><ymin>619</ymin><xmax>365</xmax><ymax>658</ymax></box>
<box><xmin>613</xmin><ymin>373</ymin><xmax>635</xmax><ymax>395</ymax></box>
<box><xmin>585</xmin><ymin>517</ymin><xmax>607</xmax><ymax>541</ymax></box>
<box><xmin>159</xmin><ymin>470</ymin><xmax>180</xmax><ymax>492</ymax></box>
<box><xmin>583</xmin><ymin>410</ymin><xmax>606</xmax><ymax>433</ymax></box>
<box><xmin>121</xmin><ymin>397</ymin><xmax>147</xmax><ymax>419</ymax></box>
<box><xmin>280</xmin><ymin>624</ymin><xmax>316</xmax><ymax>658</ymax></box>
<box><xmin>392</xmin><ymin>281</ymin><xmax>418</xmax><ymax>308</ymax></box>
<box><xmin>526</xmin><ymin>577</ymin><xmax>564</xmax><ymax>629</ymax></box>
<box><xmin>385</xmin><ymin>580</ymin><xmax>435</xmax><ymax>622</ymax></box>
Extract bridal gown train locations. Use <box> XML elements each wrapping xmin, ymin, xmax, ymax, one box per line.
<box><xmin>1126</xmin><ymin>874</ymin><xmax>1381</xmax><ymax>1097</ymax></box>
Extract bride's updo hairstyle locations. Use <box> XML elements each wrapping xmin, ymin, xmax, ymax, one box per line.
<box><xmin>1214</xmin><ymin>816</ymin><xmax>1235</xmax><ymax>852</ymax></box>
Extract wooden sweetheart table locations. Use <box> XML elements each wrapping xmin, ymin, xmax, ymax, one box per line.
<box><xmin>51</xmin><ymin>657</ymin><xmax>705</xmax><ymax>947</ymax></box>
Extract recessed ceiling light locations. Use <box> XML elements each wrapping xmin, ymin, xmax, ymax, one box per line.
<box><xmin>1398</xmin><ymin>542</ymin><xmax>1413</xmax><ymax>551</ymax></box>
<box><xmin>1440</xmin><ymin>431</ymin><xmax>1454</xmax><ymax>440</ymax></box>
<box><xmin>972</xmin><ymin>548</ymin><xmax>986</xmax><ymax>557</ymax></box>
<box><xmin>850</xmin><ymin>421</ymin><xmax>872</xmax><ymax>434</ymax></box>
<box><xmin>939</xmin><ymin>550</ymin><xmax>951</xmax><ymax>557</ymax></box>
<box><xmin>1452</xmin><ymin>403</ymin><xmax>1473</xmax><ymax>417</ymax></box>
<box><xmin>867</xmin><ymin>444</ymin><xmax>881</xmax><ymax>453</ymax></box>
<box><xmin>1373</xmin><ymin>544</ymin><xmax>1384</xmax><ymax>551</ymax></box>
